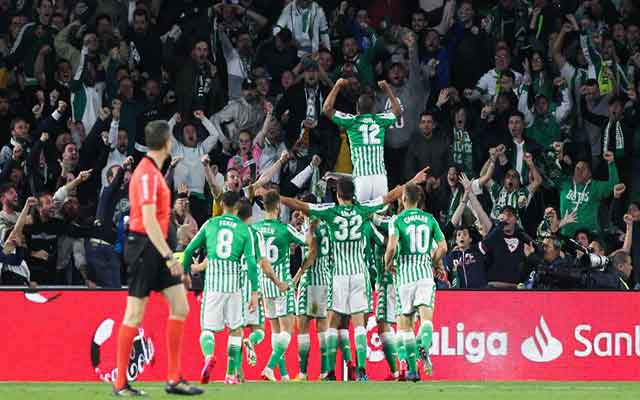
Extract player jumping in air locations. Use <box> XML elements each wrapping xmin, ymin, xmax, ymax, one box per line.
<box><xmin>279</xmin><ymin>168</ymin><xmax>429</xmax><ymax>381</ymax></box>
<box><xmin>323</xmin><ymin>78</ymin><xmax>402</xmax><ymax>201</ymax></box>
<box><xmin>384</xmin><ymin>183</ymin><xmax>448</xmax><ymax>381</ymax></box>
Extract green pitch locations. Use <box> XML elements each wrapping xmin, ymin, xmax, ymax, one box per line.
<box><xmin>0</xmin><ymin>382</ymin><xmax>639</xmax><ymax>400</ymax></box>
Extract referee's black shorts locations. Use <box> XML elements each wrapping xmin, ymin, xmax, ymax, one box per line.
<box><xmin>124</xmin><ymin>232</ymin><xmax>182</xmax><ymax>298</ymax></box>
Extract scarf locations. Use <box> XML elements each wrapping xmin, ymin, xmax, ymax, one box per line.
<box><xmin>603</xmin><ymin>120</ymin><xmax>624</xmax><ymax>157</ymax></box>
<box><xmin>452</xmin><ymin>128</ymin><xmax>473</xmax><ymax>175</ymax></box>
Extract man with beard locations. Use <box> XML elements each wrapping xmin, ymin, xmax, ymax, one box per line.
<box><xmin>0</xmin><ymin>184</ymin><xmax>19</xmax><ymax>244</ymax></box>
<box><xmin>377</xmin><ymin>32</ymin><xmax>430</xmax><ymax>189</ymax></box>
<box><xmin>404</xmin><ymin>111</ymin><xmax>450</xmax><ymax>186</ymax></box>
<box><xmin>332</xmin><ymin>35</ymin><xmax>378</xmax><ymax>87</ymax></box>
<box><xmin>0</xmin><ymin>117</ymin><xmax>31</xmax><ymax>172</ymax></box>
<box><xmin>125</xmin><ymin>9</ymin><xmax>163</xmax><ymax>79</ymax></box>
<box><xmin>220</xmin><ymin>28</ymin><xmax>255</xmax><ymax>100</ymax></box>
<box><xmin>212</xmin><ymin>80</ymin><xmax>265</xmax><ymax>150</ymax></box>
<box><xmin>559</xmin><ymin>151</ymin><xmax>619</xmax><ymax>237</ymax></box>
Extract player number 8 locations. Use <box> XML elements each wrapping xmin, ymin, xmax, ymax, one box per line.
<box><xmin>216</xmin><ymin>229</ymin><xmax>234</xmax><ymax>259</ymax></box>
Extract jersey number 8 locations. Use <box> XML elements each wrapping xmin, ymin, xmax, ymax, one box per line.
<box><xmin>216</xmin><ymin>229</ymin><xmax>234</xmax><ymax>259</ymax></box>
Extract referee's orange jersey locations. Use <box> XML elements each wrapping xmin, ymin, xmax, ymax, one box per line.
<box><xmin>128</xmin><ymin>157</ymin><xmax>171</xmax><ymax>238</ymax></box>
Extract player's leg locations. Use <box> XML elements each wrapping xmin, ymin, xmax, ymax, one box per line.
<box><xmin>262</xmin><ymin>297</ymin><xmax>281</xmax><ymax>381</ymax></box>
<box><xmin>394</xmin><ymin>287</ymin><xmax>407</xmax><ymax>380</ymax></box>
<box><xmin>277</xmin><ymin>309</ymin><xmax>295</xmax><ymax>381</ymax></box>
<box><xmin>317</xmin><ymin>316</ymin><xmax>330</xmax><ymax>379</ymax></box>
<box><xmin>296</xmin><ymin>314</ymin><xmax>311</xmax><ymax>380</ymax></box>
<box><xmin>115</xmin><ymin>296</ymin><xmax>149</xmax><ymax>392</ymax></box>
<box><xmin>398</xmin><ymin>282</ymin><xmax>419</xmax><ymax>382</ymax></box>
<box><xmin>378</xmin><ymin>282</ymin><xmax>399</xmax><ymax>379</ymax></box>
<box><xmin>350</xmin><ymin>273</ymin><xmax>370</xmax><ymax>381</ymax></box>
<box><xmin>223</xmin><ymin>291</ymin><xmax>245</xmax><ymax>384</ymax></box>
<box><xmin>415</xmin><ymin>280</ymin><xmax>436</xmax><ymax>375</ymax></box>
<box><xmin>198</xmin><ymin>290</ymin><xmax>222</xmax><ymax>384</ymax></box>
<box><xmin>243</xmin><ymin>294</ymin><xmax>265</xmax><ymax>367</ymax></box>
<box><xmin>324</xmin><ymin>310</ymin><xmax>340</xmax><ymax>380</ymax></box>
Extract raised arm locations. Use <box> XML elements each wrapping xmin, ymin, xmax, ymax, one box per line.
<box><xmin>253</xmin><ymin>150</ymin><xmax>288</xmax><ymax>187</ymax></box>
<box><xmin>378</xmin><ymin>80</ymin><xmax>401</xmax><ymax>118</ymax></box>
<box><xmin>182</xmin><ymin>221</ymin><xmax>208</xmax><ymax>273</ymax></box>
<box><xmin>322</xmin><ymin>78</ymin><xmax>348</xmax><ymax>119</ymax></box>
<box><xmin>450</xmin><ymin>191</ymin><xmax>469</xmax><ymax>227</ymax></box>
<box><xmin>279</xmin><ymin>196</ymin><xmax>311</xmax><ymax>215</ymax></box>
<box><xmin>194</xmin><ymin>110</ymin><xmax>221</xmax><ymax>152</ymax></box>
<box><xmin>201</xmin><ymin>155</ymin><xmax>223</xmax><ymax>198</ymax></box>
<box><xmin>384</xmin><ymin>234</ymin><xmax>399</xmax><ymax>273</ymax></box>
<box><xmin>254</xmin><ymin>102</ymin><xmax>273</xmax><ymax>148</ymax></box>
<box><xmin>524</xmin><ymin>153</ymin><xmax>542</xmax><ymax>193</ymax></box>
<box><xmin>382</xmin><ymin>167</ymin><xmax>431</xmax><ymax>205</ymax></box>
<box><xmin>460</xmin><ymin>173</ymin><xmax>493</xmax><ymax>233</ymax></box>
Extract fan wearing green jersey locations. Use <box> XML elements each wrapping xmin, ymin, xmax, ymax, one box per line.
<box><xmin>292</xmin><ymin>213</ymin><xmax>332</xmax><ymax>381</ymax></box>
<box><xmin>323</xmin><ymin>78</ymin><xmax>402</xmax><ymax>201</ymax></box>
<box><xmin>253</xmin><ymin>190</ymin><xmax>316</xmax><ymax>382</ymax></box>
<box><xmin>384</xmin><ymin>183</ymin><xmax>448</xmax><ymax>381</ymax></box>
<box><xmin>278</xmin><ymin>168</ymin><xmax>430</xmax><ymax>381</ymax></box>
<box><xmin>235</xmin><ymin>199</ymin><xmax>289</xmax><ymax>378</ymax></box>
<box><xmin>182</xmin><ymin>192</ymin><xmax>259</xmax><ymax>385</ymax></box>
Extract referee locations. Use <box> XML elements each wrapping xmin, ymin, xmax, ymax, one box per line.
<box><xmin>113</xmin><ymin>121</ymin><xmax>203</xmax><ymax>396</ymax></box>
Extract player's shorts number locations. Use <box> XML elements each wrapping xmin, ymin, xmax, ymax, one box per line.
<box><xmin>407</xmin><ymin>224</ymin><xmax>430</xmax><ymax>253</ymax></box>
<box><xmin>216</xmin><ymin>229</ymin><xmax>234</xmax><ymax>259</ymax></box>
<box><xmin>265</xmin><ymin>237</ymin><xmax>279</xmax><ymax>263</ymax></box>
<box><xmin>334</xmin><ymin>215</ymin><xmax>363</xmax><ymax>241</ymax></box>
<box><xmin>358</xmin><ymin>124</ymin><xmax>381</xmax><ymax>145</ymax></box>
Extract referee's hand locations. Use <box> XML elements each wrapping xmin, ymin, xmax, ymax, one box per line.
<box><xmin>166</xmin><ymin>257</ymin><xmax>182</xmax><ymax>276</ymax></box>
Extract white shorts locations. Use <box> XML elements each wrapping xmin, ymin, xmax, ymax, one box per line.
<box><xmin>243</xmin><ymin>293</ymin><xmax>264</xmax><ymax>327</ymax></box>
<box><xmin>397</xmin><ymin>279</ymin><xmax>436</xmax><ymax>316</ymax></box>
<box><xmin>296</xmin><ymin>285</ymin><xmax>328</xmax><ymax>318</ymax></box>
<box><xmin>329</xmin><ymin>273</ymin><xmax>368</xmax><ymax>315</ymax></box>
<box><xmin>264</xmin><ymin>290</ymin><xmax>295</xmax><ymax>319</ymax></box>
<box><xmin>201</xmin><ymin>291</ymin><xmax>243</xmax><ymax>332</ymax></box>
<box><xmin>354</xmin><ymin>174</ymin><xmax>388</xmax><ymax>202</ymax></box>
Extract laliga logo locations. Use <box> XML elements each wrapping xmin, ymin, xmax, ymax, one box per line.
<box><xmin>91</xmin><ymin>319</ymin><xmax>155</xmax><ymax>382</ymax></box>
<box><xmin>366</xmin><ymin>316</ymin><xmax>385</xmax><ymax>362</ymax></box>
<box><xmin>521</xmin><ymin>316</ymin><xmax>563</xmax><ymax>362</ymax></box>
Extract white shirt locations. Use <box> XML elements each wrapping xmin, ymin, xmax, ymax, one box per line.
<box><xmin>514</xmin><ymin>139</ymin><xmax>525</xmax><ymax>178</ymax></box>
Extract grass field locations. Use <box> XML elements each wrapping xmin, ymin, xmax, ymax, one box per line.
<box><xmin>1</xmin><ymin>382</ymin><xmax>639</xmax><ymax>400</ymax></box>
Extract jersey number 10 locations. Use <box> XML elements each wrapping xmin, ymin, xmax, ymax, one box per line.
<box><xmin>406</xmin><ymin>224</ymin><xmax>430</xmax><ymax>253</ymax></box>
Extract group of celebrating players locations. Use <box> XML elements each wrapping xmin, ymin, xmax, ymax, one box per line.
<box><xmin>112</xmin><ymin>78</ymin><xmax>444</xmax><ymax>396</ymax></box>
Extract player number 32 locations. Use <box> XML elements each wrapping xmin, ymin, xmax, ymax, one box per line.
<box><xmin>334</xmin><ymin>215</ymin><xmax>363</xmax><ymax>241</ymax></box>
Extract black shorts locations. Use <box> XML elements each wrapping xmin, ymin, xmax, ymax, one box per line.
<box><xmin>125</xmin><ymin>233</ymin><xmax>182</xmax><ymax>298</ymax></box>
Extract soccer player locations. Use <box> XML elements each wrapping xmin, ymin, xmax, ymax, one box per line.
<box><xmin>113</xmin><ymin>121</ymin><xmax>203</xmax><ymax>396</ymax></box>
<box><xmin>368</xmin><ymin>215</ymin><xmax>401</xmax><ymax>380</ymax></box>
<box><xmin>323</xmin><ymin>78</ymin><xmax>402</xmax><ymax>201</ymax></box>
<box><xmin>279</xmin><ymin>168</ymin><xmax>429</xmax><ymax>381</ymax></box>
<box><xmin>236</xmin><ymin>198</ymin><xmax>289</xmax><ymax>376</ymax></box>
<box><xmin>253</xmin><ymin>190</ymin><xmax>315</xmax><ymax>382</ymax></box>
<box><xmin>384</xmin><ymin>183</ymin><xmax>448</xmax><ymax>381</ymax></box>
<box><xmin>182</xmin><ymin>191</ymin><xmax>260</xmax><ymax>385</ymax></box>
<box><xmin>292</xmin><ymin>212</ymin><xmax>332</xmax><ymax>381</ymax></box>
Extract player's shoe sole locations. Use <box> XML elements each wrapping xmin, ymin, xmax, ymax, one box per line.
<box><xmin>419</xmin><ymin>346</ymin><xmax>433</xmax><ymax>376</ymax></box>
<box><xmin>261</xmin><ymin>368</ymin><xmax>277</xmax><ymax>382</ymax></box>
<box><xmin>112</xmin><ymin>384</ymin><xmax>146</xmax><ymax>397</ymax></box>
<box><xmin>224</xmin><ymin>375</ymin><xmax>240</xmax><ymax>385</ymax></box>
<box><xmin>165</xmin><ymin>379</ymin><xmax>204</xmax><ymax>395</ymax></box>
<box><xmin>200</xmin><ymin>356</ymin><xmax>215</xmax><ymax>384</ymax></box>
<box><xmin>243</xmin><ymin>338</ymin><xmax>257</xmax><ymax>366</ymax></box>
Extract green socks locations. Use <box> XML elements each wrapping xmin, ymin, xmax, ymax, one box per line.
<box><xmin>402</xmin><ymin>331</ymin><xmax>417</xmax><ymax>374</ymax></box>
<box><xmin>338</xmin><ymin>329</ymin><xmax>352</xmax><ymax>362</ymax></box>
<box><xmin>419</xmin><ymin>321</ymin><xmax>433</xmax><ymax>355</ymax></box>
<box><xmin>354</xmin><ymin>326</ymin><xmax>367</xmax><ymax>369</ymax></box>
<box><xmin>199</xmin><ymin>330</ymin><xmax>215</xmax><ymax>358</ymax></box>
<box><xmin>297</xmin><ymin>334</ymin><xmax>310</xmax><ymax>374</ymax></box>
<box><xmin>249</xmin><ymin>328</ymin><xmax>265</xmax><ymax>345</ymax></box>
<box><xmin>267</xmin><ymin>332</ymin><xmax>291</xmax><ymax>371</ymax></box>
<box><xmin>327</xmin><ymin>328</ymin><xmax>338</xmax><ymax>372</ymax></box>
<box><xmin>227</xmin><ymin>336</ymin><xmax>241</xmax><ymax>375</ymax></box>
<box><xmin>318</xmin><ymin>331</ymin><xmax>329</xmax><ymax>375</ymax></box>
<box><xmin>381</xmin><ymin>331</ymin><xmax>398</xmax><ymax>373</ymax></box>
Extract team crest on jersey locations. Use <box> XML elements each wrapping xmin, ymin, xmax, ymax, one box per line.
<box><xmin>504</xmin><ymin>238</ymin><xmax>520</xmax><ymax>253</ymax></box>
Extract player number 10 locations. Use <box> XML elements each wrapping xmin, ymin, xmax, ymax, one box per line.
<box><xmin>407</xmin><ymin>224</ymin><xmax>430</xmax><ymax>253</ymax></box>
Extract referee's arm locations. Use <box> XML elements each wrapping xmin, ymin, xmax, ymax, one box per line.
<box><xmin>142</xmin><ymin>204</ymin><xmax>174</xmax><ymax>261</ymax></box>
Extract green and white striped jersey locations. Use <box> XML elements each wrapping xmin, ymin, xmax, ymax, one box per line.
<box><xmin>309</xmin><ymin>198</ymin><xmax>386</xmax><ymax>276</ymax></box>
<box><xmin>240</xmin><ymin>226</ymin><xmax>265</xmax><ymax>295</ymax></box>
<box><xmin>300</xmin><ymin>220</ymin><xmax>332</xmax><ymax>287</ymax></box>
<box><xmin>182</xmin><ymin>213</ymin><xmax>258</xmax><ymax>293</ymax></box>
<box><xmin>331</xmin><ymin>111</ymin><xmax>396</xmax><ymax>177</ymax></box>
<box><xmin>252</xmin><ymin>218</ymin><xmax>306</xmax><ymax>298</ymax></box>
<box><xmin>369</xmin><ymin>215</ymin><xmax>393</xmax><ymax>286</ymax></box>
<box><xmin>390</xmin><ymin>208</ymin><xmax>444</xmax><ymax>286</ymax></box>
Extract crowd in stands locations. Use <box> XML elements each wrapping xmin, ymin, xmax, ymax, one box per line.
<box><xmin>0</xmin><ymin>0</ymin><xmax>638</xmax><ymax>289</ymax></box>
